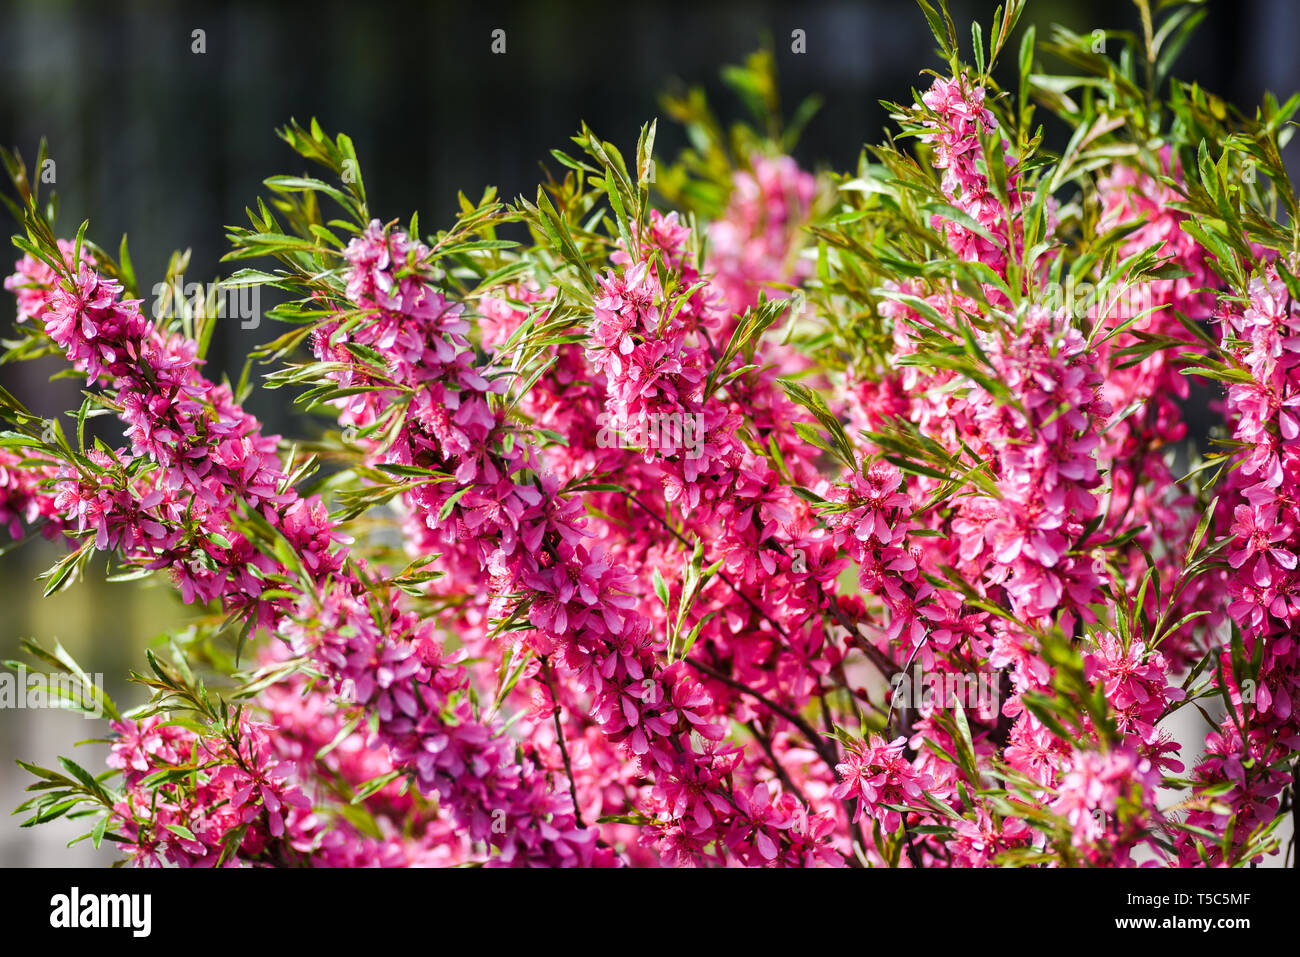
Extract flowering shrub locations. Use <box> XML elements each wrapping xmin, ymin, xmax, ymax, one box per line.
<box><xmin>3</xmin><ymin>1</ymin><xmax>1299</xmax><ymax>867</ymax></box>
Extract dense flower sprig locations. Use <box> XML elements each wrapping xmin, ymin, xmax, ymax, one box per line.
<box><xmin>315</xmin><ymin>219</ymin><xmax>846</xmax><ymax>865</ymax></box>
<box><xmin>1175</xmin><ymin>262</ymin><xmax>1300</xmax><ymax>864</ymax></box>
<box><xmin>3</xmin><ymin>251</ymin><xmax>602</xmax><ymax>867</ymax></box>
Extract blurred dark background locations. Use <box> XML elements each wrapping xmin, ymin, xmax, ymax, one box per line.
<box><xmin>2</xmin><ymin>0</ymin><xmax>1296</xmax><ymax>422</ymax></box>
<box><xmin>0</xmin><ymin>0</ymin><xmax>1296</xmax><ymax>864</ymax></box>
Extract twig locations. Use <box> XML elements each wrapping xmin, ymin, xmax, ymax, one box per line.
<box><xmin>628</xmin><ymin>493</ymin><xmax>801</xmax><ymax>648</ymax></box>
<box><xmin>540</xmin><ymin>659</ymin><xmax>585</xmax><ymax>830</ymax></box>
<box><xmin>745</xmin><ymin>720</ymin><xmax>812</xmax><ymax>810</ymax></box>
<box><xmin>819</xmin><ymin>693</ymin><xmax>869</xmax><ymax>867</ymax></box>
<box><xmin>685</xmin><ymin>657</ymin><xmax>838</xmax><ymax>773</ymax></box>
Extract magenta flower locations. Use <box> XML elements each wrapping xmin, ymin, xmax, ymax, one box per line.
<box><xmin>832</xmin><ymin>735</ymin><xmax>933</xmax><ymax>835</ymax></box>
<box><xmin>1228</xmin><ymin>504</ymin><xmax>1296</xmax><ymax>586</ymax></box>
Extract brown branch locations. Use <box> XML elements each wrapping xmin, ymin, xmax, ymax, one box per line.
<box><xmin>684</xmin><ymin>657</ymin><xmax>838</xmax><ymax>773</ymax></box>
<box><xmin>540</xmin><ymin>659</ymin><xmax>585</xmax><ymax>830</ymax></box>
<box><xmin>628</xmin><ymin>493</ymin><xmax>802</xmax><ymax>649</ymax></box>
<box><xmin>819</xmin><ymin>692</ymin><xmax>869</xmax><ymax>868</ymax></box>
<box><xmin>745</xmin><ymin>720</ymin><xmax>812</xmax><ymax>810</ymax></box>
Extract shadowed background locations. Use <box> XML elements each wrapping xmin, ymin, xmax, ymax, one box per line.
<box><xmin>0</xmin><ymin>0</ymin><xmax>1295</xmax><ymax>865</ymax></box>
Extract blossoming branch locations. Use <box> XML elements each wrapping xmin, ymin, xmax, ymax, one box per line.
<box><xmin>2</xmin><ymin>1</ymin><xmax>1298</xmax><ymax>868</ymax></box>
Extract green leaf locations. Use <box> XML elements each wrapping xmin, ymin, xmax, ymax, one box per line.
<box><xmin>652</xmin><ymin>567</ymin><xmax>670</xmax><ymax>609</ymax></box>
<box><xmin>164</xmin><ymin>823</ymin><xmax>197</xmax><ymax>842</ymax></box>
<box><xmin>351</xmin><ymin>770</ymin><xmax>402</xmax><ymax>804</ymax></box>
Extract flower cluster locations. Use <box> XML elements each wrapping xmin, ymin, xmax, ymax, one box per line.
<box><xmin>1048</xmin><ymin>745</ymin><xmax>1164</xmax><ymax>865</ymax></box>
<box><xmin>707</xmin><ymin>154</ymin><xmax>817</xmax><ymax>318</ymax></box>
<box><xmin>1174</xmin><ymin>262</ymin><xmax>1300</xmax><ymax>863</ymax></box>
<box><xmin>832</xmin><ymin>735</ymin><xmax>934</xmax><ymax>835</ymax></box>
<box><xmin>108</xmin><ymin>714</ymin><xmax>317</xmax><ymax>867</ymax></box>
<box><xmin>920</xmin><ymin>72</ymin><xmax>1019</xmax><ymax>272</ymax></box>
<box><xmin>4</xmin><ymin>251</ymin><xmax>601</xmax><ymax>867</ymax></box>
<box><xmin>315</xmin><ymin>216</ymin><xmax>847</xmax><ymax>866</ymax></box>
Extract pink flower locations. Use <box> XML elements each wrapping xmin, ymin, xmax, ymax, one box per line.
<box><xmin>1049</xmin><ymin>746</ymin><xmax>1162</xmax><ymax>863</ymax></box>
<box><xmin>832</xmin><ymin>735</ymin><xmax>933</xmax><ymax>835</ymax></box>
<box><xmin>1228</xmin><ymin>504</ymin><xmax>1296</xmax><ymax>586</ymax></box>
